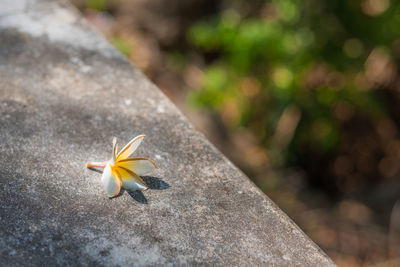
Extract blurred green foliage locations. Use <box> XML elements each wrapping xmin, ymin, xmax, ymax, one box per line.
<box><xmin>187</xmin><ymin>0</ymin><xmax>400</xmax><ymax>177</ymax></box>
<box><xmin>86</xmin><ymin>0</ymin><xmax>107</xmax><ymax>11</ymax></box>
<box><xmin>110</xmin><ymin>37</ymin><xmax>132</xmax><ymax>57</ymax></box>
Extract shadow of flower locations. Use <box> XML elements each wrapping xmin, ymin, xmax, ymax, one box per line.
<box><xmin>142</xmin><ymin>176</ymin><xmax>171</xmax><ymax>190</ymax></box>
<box><xmin>127</xmin><ymin>190</ymin><xmax>148</xmax><ymax>204</ymax></box>
<box><xmin>126</xmin><ymin>176</ymin><xmax>170</xmax><ymax>204</ymax></box>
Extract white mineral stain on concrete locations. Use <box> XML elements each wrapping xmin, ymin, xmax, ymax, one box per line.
<box><xmin>0</xmin><ymin>0</ymin><xmax>27</xmax><ymax>16</ymax></box>
<box><xmin>70</xmin><ymin>57</ymin><xmax>92</xmax><ymax>73</ymax></box>
<box><xmin>0</xmin><ymin>1</ymin><xmax>117</xmax><ymax>58</ymax></box>
<box><xmin>84</xmin><ymin>235</ymin><xmax>165</xmax><ymax>265</ymax></box>
<box><xmin>124</xmin><ymin>99</ymin><xmax>132</xmax><ymax>106</ymax></box>
<box><xmin>156</xmin><ymin>104</ymin><xmax>165</xmax><ymax>113</ymax></box>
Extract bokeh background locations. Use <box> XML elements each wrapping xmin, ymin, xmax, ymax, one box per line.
<box><xmin>71</xmin><ymin>0</ymin><xmax>400</xmax><ymax>265</ymax></box>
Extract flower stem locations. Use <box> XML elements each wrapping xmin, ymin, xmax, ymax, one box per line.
<box><xmin>86</xmin><ymin>161</ymin><xmax>107</xmax><ymax>169</ymax></box>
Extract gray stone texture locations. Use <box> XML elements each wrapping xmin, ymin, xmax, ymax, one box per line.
<box><xmin>0</xmin><ymin>0</ymin><xmax>335</xmax><ymax>265</ymax></box>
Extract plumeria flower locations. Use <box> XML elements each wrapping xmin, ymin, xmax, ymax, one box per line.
<box><xmin>86</xmin><ymin>135</ymin><xmax>156</xmax><ymax>197</ymax></box>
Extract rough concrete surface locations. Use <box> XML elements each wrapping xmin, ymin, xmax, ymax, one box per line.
<box><xmin>0</xmin><ymin>0</ymin><xmax>336</xmax><ymax>266</ymax></box>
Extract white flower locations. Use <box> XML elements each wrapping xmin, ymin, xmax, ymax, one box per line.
<box><xmin>86</xmin><ymin>135</ymin><xmax>156</xmax><ymax>197</ymax></box>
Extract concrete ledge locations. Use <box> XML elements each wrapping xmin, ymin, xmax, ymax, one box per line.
<box><xmin>0</xmin><ymin>0</ymin><xmax>335</xmax><ymax>265</ymax></box>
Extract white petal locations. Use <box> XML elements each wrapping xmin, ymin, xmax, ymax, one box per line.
<box><xmin>115</xmin><ymin>166</ymin><xmax>148</xmax><ymax>191</ymax></box>
<box><xmin>101</xmin><ymin>163</ymin><xmax>121</xmax><ymax>197</ymax></box>
<box><xmin>116</xmin><ymin>135</ymin><xmax>145</xmax><ymax>161</ymax></box>
<box><xmin>116</xmin><ymin>158</ymin><xmax>156</xmax><ymax>176</ymax></box>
